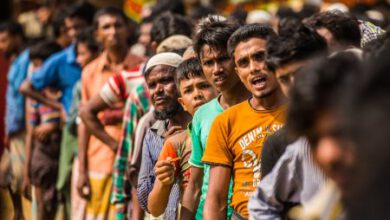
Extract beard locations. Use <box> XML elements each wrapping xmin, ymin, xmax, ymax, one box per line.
<box><xmin>154</xmin><ymin>101</ymin><xmax>184</xmax><ymax>120</ymax></box>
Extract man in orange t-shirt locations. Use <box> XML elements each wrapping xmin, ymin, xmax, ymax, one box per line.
<box><xmin>202</xmin><ymin>24</ymin><xmax>287</xmax><ymax>219</ymax></box>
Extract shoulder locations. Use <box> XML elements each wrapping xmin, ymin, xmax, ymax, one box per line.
<box><xmin>82</xmin><ymin>57</ymin><xmax>101</xmax><ymax>79</ymax></box>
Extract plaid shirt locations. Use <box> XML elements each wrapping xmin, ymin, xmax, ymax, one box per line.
<box><xmin>111</xmin><ymin>83</ymin><xmax>150</xmax><ymax>220</ymax></box>
<box><xmin>359</xmin><ymin>20</ymin><xmax>386</xmax><ymax>48</ymax></box>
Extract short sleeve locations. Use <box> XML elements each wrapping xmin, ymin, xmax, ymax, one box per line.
<box><xmin>202</xmin><ymin>114</ymin><xmax>233</xmax><ymax>167</ymax></box>
<box><xmin>100</xmin><ymin>74</ymin><xmax>124</xmax><ymax>107</ymax></box>
<box><xmin>189</xmin><ymin>113</ymin><xmax>204</xmax><ymax>168</ymax></box>
<box><xmin>30</xmin><ymin>55</ymin><xmax>59</xmax><ymax>90</ymax></box>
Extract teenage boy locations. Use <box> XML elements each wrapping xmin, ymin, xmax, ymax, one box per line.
<box><xmin>147</xmin><ymin>57</ymin><xmax>217</xmax><ymax>217</ymax></box>
<box><xmin>202</xmin><ymin>23</ymin><xmax>285</xmax><ymax>219</ymax></box>
<box><xmin>247</xmin><ymin>21</ymin><xmax>331</xmax><ymax>220</ymax></box>
<box><xmin>136</xmin><ymin>52</ymin><xmax>192</xmax><ymax>220</ymax></box>
<box><xmin>181</xmin><ymin>16</ymin><xmax>250</xmax><ymax>220</ymax></box>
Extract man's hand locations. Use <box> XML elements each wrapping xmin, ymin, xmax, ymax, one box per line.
<box><xmin>155</xmin><ymin>158</ymin><xmax>176</xmax><ymax>186</ymax></box>
<box><xmin>77</xmin><ymin>170</ymin><xmax>91</xmax><ymax>200</ymax></box>
<box><xmin>34</xmin><ymin>123</ymin><xmax>57</xmax><ymax>143</ymax></box>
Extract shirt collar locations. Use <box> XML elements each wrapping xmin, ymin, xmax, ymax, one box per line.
<box><xmin>65</xmin><ymin>44</ymin><xmax>77</xmax><ymax>64</ymax></box>
<box><xmin>150</xmin><ymin>119</ymin><xmax>168</xmax><ymax>137</ymax></box>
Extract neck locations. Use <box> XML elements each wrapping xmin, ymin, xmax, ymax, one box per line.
<box><xmin>107</xmin><ymin>46</ymin><xmax>128</xmax><ymax>65</ymax></box>
<box><xmin>169</xmin><ymin>110</ymin><xmax>192</xmax><ymax>128</ymax></box>
<box><xmin>220</xmin><ymin>82</ymin><xmax>251</xmax><ymax>109</ymax></box>
<box><xmin>250</xmin><ymin>89</ymin><xmax>286</xmax><ymax>111</ymax></box>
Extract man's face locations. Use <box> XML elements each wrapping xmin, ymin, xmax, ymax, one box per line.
<box><xmin>234</xmin><ymin>37</ymin><xmax>279</xmax><ymax>99</ymax></box>
<box><xmin>96</xmin><ymin>15</ymin><xmax>129</xmax><ymax>49</ymax></box>
<box><xmin>311</xmin><ymin>111</ymin><xmax>357</xmax><ymax>197</ymax></box>
<box><xmin>0</xmin><ymin>31</ymin><xmax>19</xmax><ymax>57</ymax></box>
<box><xmin>65</xmin><ymin>17</ymin><xmax>88</xmax><ymax>42</ymax></box>
<box><xmin>200</xmin><ymin>45</ymin><xmax>239</xmax><ymax>92</ymax></box>
<box><xmin>274</xmin><ymin>61</ymin><xmax>306</xmax><ymax>97</ymax></box>
<box><xmin>146</xmin><ymin>65</ymin><xmax>181</xmax><ymax>118</ymax></box>
<box><xmin>178</xmin><ymin>76</ymin><xmax>217</xmax><ymax>115</ymax></box>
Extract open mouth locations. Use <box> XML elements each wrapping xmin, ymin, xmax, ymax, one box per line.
<box><xmin>251</xmin><ymin>75</ymin><xmax>267</xmax><ymax>89</ymax></box>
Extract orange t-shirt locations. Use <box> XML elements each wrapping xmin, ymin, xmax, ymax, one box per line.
<box><xmin>202</xmin><ymin>100</ymin><xmax>286</xmax><ymax>217</ymax></box>
<box><xmin>159</xmin><ymin>130</ymin><xmax>192</xmax><ymax>192</ymax></box>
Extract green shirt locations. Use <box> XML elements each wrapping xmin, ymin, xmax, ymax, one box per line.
<box><xmin>189</xmin><ymin>97</ymin><xmax>233</xmax><ymax>220</ymax></box>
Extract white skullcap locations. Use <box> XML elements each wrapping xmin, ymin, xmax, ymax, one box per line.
<box><xmin>246</xmin><ymin>10</ymin><xmax>272</xmax><ymax>24</ymax></box>
<box><xmin>144</xmin><ymin>52</ymin><xmax>183</xmax><ymax>74</ymax></box>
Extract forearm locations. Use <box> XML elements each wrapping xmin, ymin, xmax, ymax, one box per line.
<box><xmin>181</xmin><ymin>168</ymin><xmax>203</xmax><ymax>220</ymax></box>
<box><xmin>24</xmin><ymin>127</ymin><xmax>34</xmax><ymax>178</ymax></box>
<box><xmin>147</xmin><ymin>180</ymin><xmax>172</xmax><ymax>216</ymax></box>
<box><xmin>77</xmin><ymin>122</ymin><xmax>90</xmax><ymax>173</ymax></box>
<box><xmin>204</xmin><ymin>196</ymin><xmax>227</xmax><ymax>220</ymax></box>
<box><xmin>79</xmin><ymin>105</ymin><xmax>117</xmax><ymax>151</ymax></box>
<box><xmin>20</xmin><ymin>80</ymin><xmax>61</xmax><ymax>110</ymax></box>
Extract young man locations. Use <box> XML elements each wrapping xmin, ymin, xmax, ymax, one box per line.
<box><xmin>136</xmin><ymin>52</ymin><xmax>191</xmax><ymax>220</ymax></box>
<box><xmin>77</xmin><ymin>7</ymin><xmax>142</xmax><ymax>220</ymax></box>
<box><xmin>305</xmin><ymin>11</ymin><xmax>361</xmax><ymax>54</ymax></box>
<box><xmin>181</xmin><ymin>16</ymin><xmax>250</xmax><ymax>220</ymax></box>
<box><xmin>248</xmin><ymin>20</ymin><xmax>328</xmax><ymax>220</ymax></box>
<box><xmin>260</xmin><ymin>19</ymin><xmax>328</xmax><ymax>176</ymax></box>
<box><xmin>147</xmin><ymin>57</ymin><xmax>217</xmax><ymax>217</ymax></box>
<box><xmin>202</xmin><ymin>23</ymin><xmax>285</xmax><ymax>219</ymax></box>
<box><xmin>283</xmin><ymin>53</ymin><xmax>361</xmax><ymax>219</ymax></box>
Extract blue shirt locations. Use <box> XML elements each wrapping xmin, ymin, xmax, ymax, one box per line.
<box><xmin>5</xmin><ymin>49</ymin><xmax>30</xmax><ymax>135</ymax></box>
<box><xmin>137</xmin><ymin>120</ymin><xmax>179</xmax><ymax>220</ymax></box>
<box><xmin>30</xmin><ymin>44</ymin><xmax>80</xmax><ymax>115</ymax></box>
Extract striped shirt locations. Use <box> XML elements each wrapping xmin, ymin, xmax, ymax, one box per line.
<box><xmin>248</xmin><ymin>138</ymin><xmax>326</xmax><ymax>220</ymax></box>
<box><xmin>137</xmin><ymin>120</ymin><xmax>180</xmax><ymax>220</ymax></box>
<box><xmin>100</xmin><ymin>65</ymin><xmax>145</xmax><ymax>107</ymax></box>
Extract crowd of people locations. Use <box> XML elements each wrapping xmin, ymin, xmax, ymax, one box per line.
<box><xmin>1</xmin><ymin>0</ymin><xmax>390</xmax><ymax>220</ymax></box>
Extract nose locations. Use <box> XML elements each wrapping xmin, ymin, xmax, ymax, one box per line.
<box><xmin>212</xmin><ymin>62</ymin><xmax>222</xmax><ymax>75</ymax></box>
<box><xmin>249</xmin><ymin>59</ymin><xmax>263</xmax><ymax>74</ymax></box>
<box><xmin>193</xmin><ymin>87</ymin><xmax>204</xmax><ymax>100</ymax></box>
<box><xmin>155</xmin><ymin>83</ymin><xmax>164</xmax><ymax>94</ymax></box>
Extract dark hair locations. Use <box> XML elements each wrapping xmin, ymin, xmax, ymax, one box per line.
<box><xmin>52</xmin><ymin>10</ymin><xmax>67</xmax><ymax>38</ymax></box>
<box><xmin>93</xmin><ymin>6</ymin><xmax>128</xmax><ymax>30</ymax></box>
<box><xmin>285</xmin><ymin>52</ymin><xmax>361</xmax><ymax>141</ymax></box>
<box><xmin>266</xmin><ymin>19</ymin><xmax>327</xmax><ymax>71</ymax></box>
<box><xmin>150</xmin><ymin>12</ymin><xmax>193</xmax><ymax>45</ymax></box>
<box><xmin>305</xmin><ymin>11</ymin><xmax>361</xmax><ymax>47</ymax></box>
<box><xmin>150</xmin><ymin>0</ymin><xmax>185</xmax><ymax>17</ymax></box>
<box><xmin>175</xmin><ymin>57</ymin><xmax>204</xmax><ymax>88</ymax></box>
<box><xmin>76</xmin><ymin>27</ymin><xmax>100</xmax><ymax>54</ymax></box>
<box><xmin>190</xmin><ymin>6</ymin><xmax>216</xmax><ymax>21</ymax></box>
<box><xmin>65</xmin><ymin>1</ymin><xmax>95</xmax><ymax>25</ymax></box>
<box><xmin>342</xmin><ymin>43</ymin><xmax>390</xmax><ymax>220</ymax></box>
<box><xmin>193</xmin><ymin>15</ymin><xmax>239</xmax><ymax>59</ymax></box>
<box><xmin>227</xmin><ymin>23</ymin><xmax>275</xmax><ymax>59</ymax></box>
<box><xmin>276</xmin><ymin>6</ymin><xmax>298</xmax><ymax>19</ymax></box>
<box><xmin>0</xmin><ymin>21</ymin><xmax>25</xmax><ymax>39</ymax></box>
<box><xmin>29</xmin><ymin>40</ymin><xmax>62</xmax><ymax>61</ymax></box>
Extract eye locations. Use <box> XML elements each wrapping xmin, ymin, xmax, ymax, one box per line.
<box><xmin>278</xmin><ymin>75</ymin><xmax>291</xmax><ymax>84</ymax></box>
<box><xmin>253</xmin><ymin>52</ymin><xmax>265</xmax><ymax>61</ymax></box>
<box><xmin>237</xmin><ymin>58</ymin><xmax>249</xmax><ymax>68</ymax></box>
<box><xmin>199</xmin><ymin>83</ymin><xmax>211</xmax><ymax>89</ymax></box>
<box><xmin>203</xmin><ymin>60</ymin><xmax>213</xmax><ymax>67</ymax></box>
